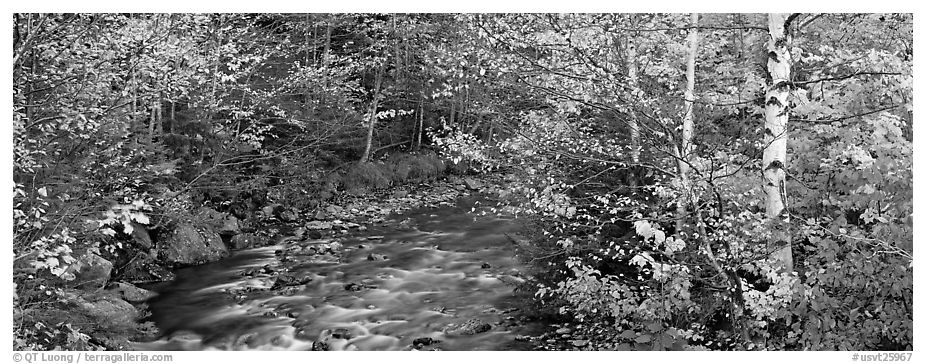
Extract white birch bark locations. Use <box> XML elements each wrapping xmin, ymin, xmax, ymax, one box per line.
<box><xmin>626</xmin><ymin>36</ymin><xmax>641</xmax><ymax>164</ymax></box>
<box><xmin>675</xmin><ymin>13</ymin><xmax>699</xmax><ymax>233</ymax></box>
<box><xmin>763</xmin><ymin>13</ymin><xmax>793</xmax><ymax>272</ymax></box>
<box><xmin>360</xmin><ymin>66</ymin><xmax>384</xmax><ymax>163</ymax></box>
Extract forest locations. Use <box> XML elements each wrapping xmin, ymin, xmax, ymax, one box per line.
<box><xmin>12</xmin><ymin>13</ymin><xmax>912</xmax><ymax>351</ymax></box>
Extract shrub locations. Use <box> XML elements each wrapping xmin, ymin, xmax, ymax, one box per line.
<box><xmin>342</xmin><ymin>162</ymin><xmax>393</xmax><ymax>193</ymax></box>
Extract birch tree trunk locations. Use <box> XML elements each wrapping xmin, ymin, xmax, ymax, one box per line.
<box><xmin>416</xmin><ymin>99</ymin><xmax>424</xmax><ymax>151</ymax></box>
<box><xmin>625</xmin><ymin>21</ymin><xmax>641</xmax><ymax>196</ymax></box>
<box><xmin>360</xmin><ymin>66</ymin><xmax>384</xmax><ymax>163</ymax></box>
<box><xmin>763</xmin><ymin>13</ymin><xmax>794</xmax><ymax>272</ymax></box>
<box><xmin>675</xmin><ymin>13</ymin><xmax>699</xmax><ymax>233</ymax></box>
<box><xmin>626</xmin><ymin>26</ymin><xmax>641</xmax><ymax>164</ymax></box>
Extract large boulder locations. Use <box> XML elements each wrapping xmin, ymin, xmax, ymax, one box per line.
<box><xmin>120</xmin><ymin>251</ymin><xmax>175</xmax><ymax>283</ymax></box>
<box><xmin>159</xmin><ymin>223</ymin><xmax>229</xmax><ymax>266</ymax></box>
<box><xmin>62</xmin><ymin>289</ymin><xmax>139</xmax><ymax>327</ymax></box>
<box><xmin>64</xmin><ymin>251</ymin><xmax>113</xmax><ymax>290</ymax></box>
<box><xmin>60</xmin><ymin>289</ymin><xmax>144</xmax><ymax>349</ymax></box>
<box><xmin>193</xmin><ymin>207</ymin><xmax>240</xmax><ymax>235</ymax></box>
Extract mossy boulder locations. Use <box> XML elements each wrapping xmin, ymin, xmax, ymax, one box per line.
<box><xmin>159</xmin><ymin>223</ymin><xmax>228</xmax><ymax>266</ymax></box>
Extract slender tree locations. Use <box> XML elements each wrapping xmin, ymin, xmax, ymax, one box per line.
<box><xmin>763</xmin><ymin>13</ymin><xmax>794</xmax><ymax>272</ymax></box>
<box><xmin>675</xmin><ymin>13</ymin><xmax>699</xmax><ymax>233</ymax></box>
<box><xmin>360</xmin><ymin>65</ymin><xmax>384</xmax><ymax>163</ymax></box>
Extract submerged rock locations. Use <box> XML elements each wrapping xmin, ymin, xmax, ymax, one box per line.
<box><xmin>366</xmin><ymin>253</ymin><xmax>388</xmax><ymax>261</ymax></box>
<box><xmin>272</xmin><ymin>272</ymin><xmax>314</xmax><ymax>288</ymax></box>
<box><xmin>443</xmin><ymin>319</ymin><xmax>492</xmax><ymax>336</ymax></box>
<box><xmin>344</xmin><ymin>282</ymin><xmax>363</xmax><ymax>291</ymax></box>
<box><xmin>305</xmin><ymin>220</ymin><xmax>333</xmax><ymax>230</ymax></box>
<box><xmin>413</xmin><ymin>337</ymin><xmax>441</xmax><ymax>347</ymax></box>
<box><xmin>311</xmin><ymin>340</ymin><xmax>329</xmax><ymax>351</ymax></box>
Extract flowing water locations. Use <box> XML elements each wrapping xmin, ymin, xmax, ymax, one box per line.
<box><xmin>135</xmin><ymin>196</ymin><xmax>549</xmax><ymax>351</ymax></box>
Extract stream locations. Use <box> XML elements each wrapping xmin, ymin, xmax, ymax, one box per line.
<box><xmin>134</xmin><ymin>195</ymin><xmax>550</xmax><ymax>351</ymax></box>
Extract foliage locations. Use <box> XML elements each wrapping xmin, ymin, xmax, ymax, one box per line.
<box><xmin>12</xmin><ymin>12</ymin><xmax>912</xmax><ymax>351</ymax></box>
<box><xmin>472</xmin><ymin>13</ymin><xmax>912</xmax><ymax>351</ymax></box>
<box><xmin>431</xmin><ymin>124</ymin><xmax>498</xmax><ymax>174</ymax></box>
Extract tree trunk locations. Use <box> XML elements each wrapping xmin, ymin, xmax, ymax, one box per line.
<box><xmin>416</xmin><ymin>99</ymin><xmax>424</xmax><ymax>151</ymax></box>
<box><xmin>321</xmin><ymin>19</ymin><xmax>332</xmax><ymax>104</ymax></box>
<box><xmin>209</xmin><ymin>23</ymin><xmax>220</xmax><ymax>120</ymax></box>
<box><xmin>763</xmin><ymin>13</ymin><xmax>794</xmax><ymax>272</ymax></box>
<box><xmin>392</xmin><ymin>15</ymin><xmax>403</xmax><ymax>81</ymax></box>
<box><xmin>148</xmin><ymin>99</ymin><xmax>157</xmax><ymax>143</ymax></box>
<box><xmin>310</xmin><ymin>13</ymin><xmax>315</xmax><ymax>119</ymax></box>
<box><xmin>156</xmin><ymin>94</ymin><xmax>163</xmax><ymax>137</ymax></box>
<box><xmin>626</xmin><ymin>25</ymin><xmax>641</xmax><ymax>164</ymax></box>
<box><xmin>675</xmin><ymin>13</ymin><xmax>699</xmax><ymax>233</ymax></box>
<box><xmin>323</xmin><ymin>20</ymin><xmax>332</xmax><ymax>68</ymax></box>
<box><xmin>625</xmin><ymin>19</ymin><xmax>641</xmax><ymax>196</ymax></box>
<box><xmin>312</xmin><ymin>17</ymin><xmax>317</xmax><ymax>66</ymax></box>
<box><xmin>468</xmin><ymin>113</ymin><xmax>483</xmax><ymax>135</ymax></box>
<box><xmin>360</xmin><ymin>66</ymin><xmax>384</xmax><ymax>163</ymax></box>
<box><xmin>169</xmin><ymin>101</ymin><xmax>175</xmax><ymax>133</ymax></box>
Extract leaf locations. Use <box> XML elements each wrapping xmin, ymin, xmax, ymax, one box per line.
<box><xmin>122</xmin><ymin>220</ymin><xmax>134</xmax><ymax>235</ymax></box>
<box><xmin>37</xmin><ymin>187</ymin><xmax>48</xmax><ymax>197</ymax></box>
<box><xmin>101</xmin><ymin>228</ymin><xmax>117</xmax><ymax>237</ymax></box>
<box><xmin>635</xmin><ymin>334</ymin><xmax>652</xmax><ymax>343</ymax></box>
<box><xmin>634</xmin><ymin>220</ymin><xmax>654</xmax><ymax>239</ymax></box>
<box><xmin>132</xmin><ymin>212</ymin><xmax>150</xmax><ymax>225</ymax></box>
<box><xmin>654</xmin><ymin>230</ymin><xmax>666</xmax><ymax>244</ymax></box>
